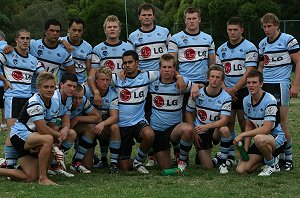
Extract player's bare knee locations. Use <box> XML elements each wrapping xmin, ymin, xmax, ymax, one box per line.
<box><xmin>182</xmin><ymin>125</ymin><xmax>194</xmax><ymax>140</ymax></box>
<box><xmin>219</xmin><ymin>126</ymin><xmax>230</xmax><ymax>138</ymax></box>
<box><xmin>141</xmin><ymin>128</ymin><xmax>155</xmax><ymax>141</ymax></box>
<box><xmin>41</xmin><ymin>134</ymin><xmax>54</xmax><ymax>146</ymax></box>
<box><xmin>25</xmin><ymin>172</ymin><xmax>38</xmax><ymax>182</ymax></box>
<box><xmin>253</xmin><ymin>135</ymin><xmax>266</xmax><ymax>147</ymax></box>
<box><xmin>68</xmin><ymin>129</ymin><xmax>77</xmax><ymax>141</ymax></box>
<box><xmin>236</xmin><ymin>164</ymin><xmax>248</xmax><ymax>174</ymax></box>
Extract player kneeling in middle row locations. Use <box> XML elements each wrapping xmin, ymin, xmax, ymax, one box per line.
<box><xmin>186</xmin><ymin>66</ymin><xmax>233</xmax><ymax>174</ymax></box>
<box><xmin>69</xmin><ymin>84</ymin><xmax>101</xmax><ymax>173</ymax></box>
<box><xmin>149</xmin><ymin>54</ymin><xmax>194</xmax><ymax>171</ymax></box>
<box><xmin>72</xmin><ymin>67</ymin><xmax>121</xmax><ymax>174</ymax></box>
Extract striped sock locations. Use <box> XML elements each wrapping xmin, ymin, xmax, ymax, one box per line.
<box><xmin>178</xmin><ymin>139</ymin><xmax>193</xmax><ymax>161</ymax></box>
<box><xmin>109</xmin><ymin>140</ymin><xmax>121</xmax><ymax>164</ymax></box>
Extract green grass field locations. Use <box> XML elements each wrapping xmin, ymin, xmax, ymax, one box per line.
<box><xmin>0</xmin><ymin>94</ymin><xmax>299</xmax><ymax>197</ymax></box>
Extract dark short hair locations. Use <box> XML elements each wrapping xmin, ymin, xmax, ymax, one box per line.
<box><xmin>44</xmin><ymin>19</ymin><xmax>61</xmax><ymax>31</ymax></box>
<box><xmin>138</xmin><ymin>3</ymin><xmax>155</xmax><ymax>16</ymax></box>
<box><xmin>122</xmin><ymin>50</ymin><xmax>139</xmax><ymax>61</ymax></box>
<box><xmin>246</xmin><ymin>70</ymin><xmax>263</xmax><ymax>83</ymax></box>
<box><xmin>227</xmin><ymin>17</ymin><xmax>244</xmax><ymax>28</ymax></box>
<box><xmin>184</xmin><ymin>7</ymin><xmax>201</xmax><ymax>19</ymax></box>
<box><xmin>60</xmin><ymin>72</ymin><xmax>78</xmax><ymax>84</ymax></box>
<box><xmin>69</xmin><ymin>18</ymin><xmax>85</xmax><ymax>28</ymax></box>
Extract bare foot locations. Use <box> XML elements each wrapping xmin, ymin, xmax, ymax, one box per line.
<box><xmin>39</xmin><ymin>178</ymin><xmax>58</xmax><ymax>186</ymax></box>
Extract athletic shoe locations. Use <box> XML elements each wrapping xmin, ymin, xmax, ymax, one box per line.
<box><xmin>55</xmin><ymin>169</ymin><xmax>75</xmax><ymax>177</ymax></box>
<box><xmin>178</xmin><ymin>160</ymin><xmax>188</xmax><ymax>171</ymax></box>
<box><xmin>94</xmin><ymin>160</ymin><xmax>109</xmax><ymax>169</ymax></box>
<box><xmin>281</xmin><ymin>161</ymin><xmax>293</xmax><ymax>171</ymax></box>
<box><xmin>0</xmin><ymin>158</ymin><xmax>7</xmax><ymax>168</ymax></box>
<box><xmin>70</xmin><ymin>162</ymin><xmax>91</xmax><ymax>174</ymax></box>
<box><xmin>145</xmin><ymin>158</ymin><xmax>156</xmax><ymax>166</ymax></box>
<box><xmin>219</xmin><ymin>164</ymin><xmax>228</xmax><ymax>174</ymax></box>
<box><xmin>226</xmin><ymin>159</ymin><xmax>237</xmax><ymax>167</ymax></box>
<box><xmin>47</xmin><ymin>169</ymin><xmax>57</xmax><ymax>176</ymax></box>
<box><xmin>48</xmin><ymin>165</ymin><xmax>74</xmax><ymax>177</ymax></box>
<box><xmin>109</xmin><ymin>163</ymin><xmax>119</xmax><ymax>174</ymax></box>
<box><xmin>258</xmin><ymin>165</ymin><xmax>275</xmax><ymax>176</ymax></box>
<box><xmin>133</xmin><ymin>162</ymin><xmax>149</xmax><ymax>174</ymax></box>
<box><xmin>274</xmin><ymin>156</ymin><xmax>281</xmax><ymax>172</ymax></box>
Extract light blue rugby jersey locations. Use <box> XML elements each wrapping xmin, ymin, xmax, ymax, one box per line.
<box><xmin>84</xmin><ymin>85</ymin><xmax>118</xmax><ymax>121</ymax></box>
<box><xmin>243</xmin><ymin>92</ymin><xmax>286</xmax><ymax>143</ymax></box>
<box><xmin>70</xmin><ymin>94</ymin><xmax>94</xmax><ymax>120</ymax></box>
<box><xmin>10</xmin><ymin>93</ymin><xmax>60</xmax><ymax>141</ymax></box>
<box><xmin>168</xmin><ymin>30</ymin><xmax>215</xmax><ymax>82</ymax></box>
<box><xmin>29</xmin><ymin>39</ymin><xmax>74</xmax><ymax>93</ymax></box>
<box><xmin>58</xmin><ymin>36</ymin><xmax>92</xmax><ymax>84</ymax></box>
<box><xmin>128</xmin><ymin>25</ymin><xmax>170</xmax><ymax>71</ymax></box>
<box><xmin>149</xmin><ymin>77</ymin><xmax>192</xmax><ymax>131</ymax></box>
<box><xmin>259</xmin><ymin>32</ymin><xmax>300</xmax><ymax>83</ymax></box>
<box><xmin>52</xmin><ymin>89</ymin><xmax>72</xmax><ymax>117</ymax></box>
<box><xmin>216</xmin><ymin>38</ymin><xmax>258</xmax><ymax>88</ymax></box>
<box><xmin>112</xmin><ymin>71</ymin><xmax>160</xmax><ymax>127</ymax></box>
<box><xmin>0</xmin><ymin>49</ymin><xmax>42</xmax><ymax>98</ymax></box>
<box><xmin>186</xmin><ymin>87</ymin><xmax>231</xmax><ymax>128</ymax></box>
<box><xmin>91</xmin><ymin>41</ymin><xmax>132</xmax><ymax>74</ymax></box>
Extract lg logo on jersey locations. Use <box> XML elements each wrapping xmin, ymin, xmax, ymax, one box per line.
<box><xmin>154</xmin><ymin>96</ymin><xmax>178</xmax><ymax>107</ymax></box>
<box><xmin>224</xmin><ymin>62</ymin><xmax>243</xmax><ymax>74</ymax></box>
<box><xmin>264</xmin><ymin>55</ymin><xmax>283</xmax><ymax>65</ymax></box>
<box><xmin>120</xmin><ymin>89</ymin><xmax>145</xmax><ymax>101</ymax></box>
<box><xmin>141</xmin><ymin>46</ymin><xmax>164</xmax><ymax>58</ymax></box>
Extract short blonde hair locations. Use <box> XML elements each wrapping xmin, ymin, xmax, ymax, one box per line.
<box><xmin>37</xmin><ymin>72</ymin><xmax>56</xmax><ymax>88</ymax></box>
<box><xmin>95</xmin><ymin>66</ymin><xmax>112</xmax><ymax>80</ymax></box>
<box><xmin>261</xmin><ymin>13</ymin><xmax>280</xmax><ymax>27</ymax></box>
<box><xmin>103</xmin><ymin>15</ymin><xmax>122</xmax><ymax>30</ymax></box>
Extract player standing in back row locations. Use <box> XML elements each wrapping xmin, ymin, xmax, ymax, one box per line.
<box><xmin>128</xmin><ymin>3</ymin><xmax>170</xmax><ymax>71</ymax></box>
<box><xmin>215</xmin><ymin>17</ymin><xmax>258</xmax><ymax>165</ymax></box>
<box><xmin>258</xmin><ymin>13</ymin><xmax>300</xmax><ymax>171</ymax></box>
